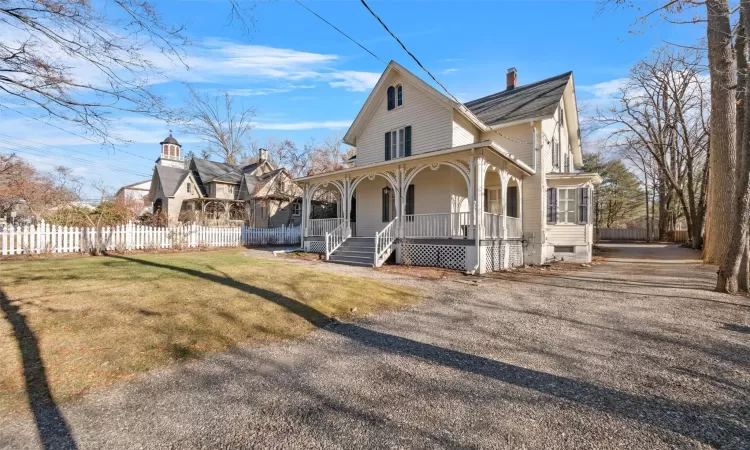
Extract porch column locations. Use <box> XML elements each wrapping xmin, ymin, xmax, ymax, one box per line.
<box><xmin>472</xmin><ymin>157</ymin><xmax>487</xmax><ymax>274</ymax></box>
<box><xmin>398</xmin><ymin>167</ymin><xmax>406</xmax><ymax>239</ymax></box>
<box><xmin>500</xmin><ymin>171</ymin><xmax>509</xmax><ymax>239</ymax></box>
<box><xmin>467</xmin><ymin>156</ymin><xmax>475</xmax><ymax>239</ymax></box>
<box><xmin>302</xmin><ymin>184</ymin><xmax>310</xmax><ymax>238</ymax></box>
<box><xmin>518</xmin><ymin>178</ymin><xmax>523</xmax><ymax>236</ymax></box>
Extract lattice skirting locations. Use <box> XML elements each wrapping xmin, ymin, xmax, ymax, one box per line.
<box><xmin>401</xmin><ymin>243</ymin><xmax>467</xmax><ymax>271</ymax></box>
<box><xmin>484</xmin><ymin>244</ymin><xmax>502</xmax><ymax>272</ymax></box>
<box><xmin>508</xmin><ymin>241</ymin><xmax>523</xmax><ymax>268</ymax></box>
<box><xmin>483</xmin><ymin>241</ymin><xmax>524</xmax><ymax>272</ymax></box>
<box><xmin>304</xmin><ymin>240</ymin><xmax>326</xmax><ymax>254</ymax></box>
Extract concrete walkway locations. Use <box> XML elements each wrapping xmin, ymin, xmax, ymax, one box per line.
<box><xmin>1</xmin><ymin>244</ymin><xmax>748</xmax><ymax>449</ymax></box>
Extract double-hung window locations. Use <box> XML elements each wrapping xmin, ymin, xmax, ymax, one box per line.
<box><xmin>557</xmin><ymin>188</ymin><xmax>577</xmax><ymax>224</ymax></box>
<box><xmin>385</xmin><ymin>126</ymin><xmax>411</xmax><ymax>160</ymax></box>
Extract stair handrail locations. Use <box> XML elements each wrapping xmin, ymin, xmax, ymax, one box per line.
<box><xmin>325</xmin><ymin>219</ymin><xmax>350</xmax><ymax>260</ymax></box>
<box><xmin>374</xmin><ymin>216</ymin><xmax>399</xmax><ymax>266</ymax></box>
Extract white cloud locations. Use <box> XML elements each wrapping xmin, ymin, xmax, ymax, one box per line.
<box><xmin>579</xmin><ymin>78</ymin><xmax>628</xmax><ymax>99</ymax></box>
<box><xmin>252</xmin><ymin>120</ymin><xmax>352</xmax><ymax>131</ymax></box>
<box><xmin>441</xmin><ymin>68</ymin><xmax>458</xmax><ymax>75</ymax></box>
<box><xmin>158</xmin><ymin>40</ymin><xmax>380</xmax><ymax>92</ymax></box>
<box><xmin>327</xmin><ymin>71</ymin><xmax>381</xmax><ymax>92</ymax></box>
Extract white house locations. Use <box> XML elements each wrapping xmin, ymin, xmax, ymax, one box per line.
<box><xmin>297</xmin><ymin>61</ymin><xmax>601</xmax><ymax>273</ymax></box>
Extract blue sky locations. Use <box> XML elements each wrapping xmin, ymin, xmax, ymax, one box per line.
<box><xmin>0</xmin><ymin>0</ymin><xmax>704</xmax><ymax>199</ymax></box>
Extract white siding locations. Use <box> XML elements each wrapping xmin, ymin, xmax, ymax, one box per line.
<box><xmin>353</xmin><ymin>166</ymin><xmax>468</xmax><ymax>237</ymax></box>
<box><xmin>355</xmin><ymin>73</ymin><xmax>453</xmax><ymax>167</ymax></box>
<box><xmin>546</xmin><ymin>225</ymin><xmax>586</xmax><ymax>244</ymax></box>
<box><xmin>452</xmin><ymin>110</ymin><xmax>480</xmax><ymax>147</ymax></box>
<box><xmin>480</xmin><ymin>123</ymin><xmax>535</xmax><ymax>168</ymax></box>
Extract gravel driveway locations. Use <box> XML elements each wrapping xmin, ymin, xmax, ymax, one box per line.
<box><xmin>1</xmin><ymin>243</ymin><xmax>748</xmax><ymax>449</ymax></box>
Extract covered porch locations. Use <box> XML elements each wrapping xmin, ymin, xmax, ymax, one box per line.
<box><xmin>296</xmin><ymin>141</ymin><xmax>532</xmax><ymax>272</ymax></box>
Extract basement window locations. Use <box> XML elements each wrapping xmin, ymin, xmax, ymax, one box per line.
<box><xmin>554</xmin><ymin>245</ymin><xmax>575</xmax><ymax>253</ymax></box>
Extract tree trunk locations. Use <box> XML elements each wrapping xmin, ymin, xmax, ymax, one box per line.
<box><xmin>705</xmin><ymin>0</ymin><xmax>738</xmax><ymax>264</ymax></box>
<box><xmin>716</xmin><ymin>0</ymin><xmax>750</xmax><ymax>293</ymax></box>
<box><xmin>644</xmin><ymin>179</ymin><xmax>651</xmax><ymax>243</ymax></box>
<box><xmin>740</xmin><ymin>240</ymin><xmax>750</xmax><ymax>293</ymax></box>
<box><xmin>658</xmin><ymin>179</ymin><xmax>669</xmax><ymax>240</ymax></box>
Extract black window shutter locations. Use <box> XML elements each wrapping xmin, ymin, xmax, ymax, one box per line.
<box><xmin>382</xmin><ymin>188</ymin><xmax>390</xmax><ymax>222</ymax></box>
<box><xmin>578</xmin><ymin>187</ymin><xmax>589</xmax><ymax>224</ymax></box>
<box><xmin>405</xmin><ymin>126</ymin><xmax>412</xmax><ymax>156</ymax></box>
<box><xmin>507</xmin><ymin>186</ymin><xmax>518</xmax><ymax>218</ymax></box>
<box><xmin>387</xmin><ymin>86</ymin><xmax>395</xmax><ymax>110</ymax></box>
<box><xmin>406</xmin><ymin>185</ymin><xmax>415</xmax><ymax>215</ymax></box>
<box><xmin>384</xmin><ymin>132</ymin><xmax>391</xmax><ymax>161</ymax></box>
<box><xmin>483</xmin><ymin>189</ymin><xmax>488</xmax><ymax>212</ymax></box>
<box><xmin>547</xmin><ymin>188</ymin><xmax>557</xmax><ymax>224</ymax></box>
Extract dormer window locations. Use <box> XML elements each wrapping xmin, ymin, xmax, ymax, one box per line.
<box><xmin>397</xmin><ymin>85</ymin><xmax>403</xmax><ymax>107</ymax></box>
<box><xmin>387</xmin><ymin>86</ymin><xmax>395</xmax><ymax>110</ymax></box>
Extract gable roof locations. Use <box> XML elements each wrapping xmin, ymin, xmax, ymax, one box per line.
<box><xmin>344</xmin><ymin>61</ymin><xmax>573</xmax><ymax>145</ymax></box>
<box><xmin>155</xmin><ymin>165</ymin><xmax>190</xmax><ymax>197</ymax></box>
<box><xmin>191</xmin><ymin>158</ymin><xmax>241</xmax><ymax>183</ymax></box>
<box><xmin>343</xmin><ymin>61</ymin><xmax>485</xmax><ymax>145</ymax></box>
<box><xmin>465</xmin><ymin>72</ymin><xmax>572</xmax><ymax>127</ymax></box>
<box><xmin>251</xmin><ymin>168</ymin><xmax>300</xmax><ymax>199</ymax></box>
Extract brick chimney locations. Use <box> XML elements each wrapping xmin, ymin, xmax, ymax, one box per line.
<box><xmin>506</xmin><ymin>67</ymin><xmax>518</xmax><ymax>90</ymax></box>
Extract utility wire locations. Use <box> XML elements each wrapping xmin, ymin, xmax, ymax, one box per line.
<box><xmin>293</xmin><ymin>0</ymin><xmax>386</xmax><ymax>64</ymax></box>
<box><xmin>0</xmin><ymin>133</ymin><xmax>154</xmax><ymax>166</ymax></box>
<box><xmin>0</xmin><ymin>142</ymin><xmax>153</xmax><ymax>178</ymax></box>
<box><xmin>358</xmin><ymin>0</ymin><xmax>531</xmax><ymax>146</ymax></box>
<box><xmin>0</xmin><ymin>105</ymin><xmax>164</xmax><ymax>161</ymax></box>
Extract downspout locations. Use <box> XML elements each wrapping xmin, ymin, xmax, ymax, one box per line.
<box><xmin>531</xmin><ymin>121</ymin><xmax>537</xmax><ymax>173</ymax></box>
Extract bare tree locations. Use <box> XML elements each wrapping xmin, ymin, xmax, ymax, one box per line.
<box><xmin>0</xmin><ymin>0</ymin><xmax>190</xmax><ymax>143</ymax></box>
<box><xmin>596</xmin><ymin>48</ymin><xmax>709</xmax><ymax>249</ymax></box>
<box><xmin>263</xmin><ymin>135</ymin><xmax>351</xmax><ymax>178</ymax></box>
<box><xmin>181</xmin><ymin>87</ymin><xmax>256</xmax><ymax>164</ymax></box>
<box><xmin>0</xmin><ymin>154</ymin><xmax>80</xmax><ymax>219</ymax></box>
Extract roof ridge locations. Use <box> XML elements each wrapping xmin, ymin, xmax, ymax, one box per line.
<box><xmin>465</xmin><ymin>71</ymin><xmax>572</xmax><ymax>106</ymax></box>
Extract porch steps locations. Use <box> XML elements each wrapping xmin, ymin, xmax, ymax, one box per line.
<box><xmin>327</xmin><ymin>237</ymin><xmax>375</xmax><ymax>267</ymax></box>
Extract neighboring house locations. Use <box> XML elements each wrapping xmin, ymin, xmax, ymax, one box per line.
<box><xmin>147</xmin><ymin>134</ymin><xmax>302</xmax><ymax>226</ymax></box>
<box><xmin>297</xmin><ymin>61</ymin><xmax>601</xmax><ymax>272</ymax></box>
<box><xmin>114</xmin><ymin>180</ymin><xmax>152</xmax><ymax>214</ymax></box>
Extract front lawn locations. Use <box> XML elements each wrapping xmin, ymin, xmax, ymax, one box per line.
<box><xmin>0</xmin><ymin>250</ymin><xmax>421</xmax><ymax>418</ymax></box>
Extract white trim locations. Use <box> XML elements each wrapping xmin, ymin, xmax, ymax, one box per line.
<box><xmin>296</xmin><ymin>140</ymin><xmax>535</xmax><ymax>183</ymax></box>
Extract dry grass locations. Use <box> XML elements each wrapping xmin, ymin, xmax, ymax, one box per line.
<box><xmin>0</xmin><ymin>249</ymin><xmax>421</xmax><ymax>418</ymax></box>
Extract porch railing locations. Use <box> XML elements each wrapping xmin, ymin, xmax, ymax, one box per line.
<box><xmin>325</xmin><ymin>219</ymin><xmax>350</xmax><ymax>260</ymax></box>
<box><xmin>482</xmin><ymin>213</ymin><xmax>504</xmax><ymax>239</ymax></box>
<box><xmin>307</xmin><ymin>218</ymin><xmax>344</xmax><ymax>236</ymax></box>
<box><xmin>403</xmin><ymin>212</ymin><xmax>472</xmax><ymax>238</ymax></box>
<box><xmin>375</xmin><ymin>217</ymin><xmax>398</xmax><ymax>267</ymax></box>
<box><xmin>507</xmin><ymin>217</ymin><xmax>522</xmax><ymax>238</ymax></box>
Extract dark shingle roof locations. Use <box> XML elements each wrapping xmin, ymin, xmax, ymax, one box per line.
<box><xmin>160</xmin><ymin>134</ymin><xmax>180</xmax><ymax>146</ymax></box>
<box><xmin>191</xmin><ymin>158</ymin><xmax>241</xmax><ymax>183</ymax></box>
<box><xmin>155</xmin><ymin>165</ymin><xmax>190</xmax><ymax>197</ymax></box>
<box><xmin>465</xmin><ymin>72</ymin><xmax>572</xmax><ymax>126</ymax></box>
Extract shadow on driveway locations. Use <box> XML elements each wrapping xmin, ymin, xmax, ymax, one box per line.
<box><xmin>106</xmin><ymin>254</ymin><xmax>750</xmax><ymax>448</ymax></box>
<box><xmin>0</xmin><ymin>288</ymin><xmax>77</xmax><ymax>450</ymax></box>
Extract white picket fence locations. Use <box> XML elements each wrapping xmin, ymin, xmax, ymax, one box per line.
<box><xmin>0</xmin><ymin>222</ymin><xmax>301</xmax><ymax>256</ymax></box>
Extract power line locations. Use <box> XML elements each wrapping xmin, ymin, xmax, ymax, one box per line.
<box><xmin>0</xmin><ymin>132</ymin><xmax>155</xmax><ymax>166</ymax></box>
<box><xmin>293</xmin><ymin>0</ymin><xmax>386</xmax><ymax>64</ymax></box>
<box><xmin>0</xmin><ymin>142</ymin><xmax>153</xmax><ymax>178</ymax></box>
<box><xmin>0</xmin><ymin>105</ymin><xmax>162</xmax><ymax>161</ymax></box>
<box><xmin>357</xmin><ymin>0</ymin><xmax>531</xmax><ymax>147</ymax></box>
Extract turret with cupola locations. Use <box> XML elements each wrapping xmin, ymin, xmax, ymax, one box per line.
<box><xmin>156</xmin><ymin>133</ymin><xmax>185</xmax><ymax>169</ymax></box>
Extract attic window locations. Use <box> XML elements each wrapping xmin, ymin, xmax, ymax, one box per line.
<box><xmin>387</xmin><ymin>86</ymin><xmax>395</xmax><ymax>110</ymax></box>
<box><xmin>187</xmin><ymin>183</ymin><xmax>192</xmax><ymax>194</ymax></box>
<box><xmin>397</xmin><ymin>85</ymin><xmax>403</xmax><ymax>107</ymax></box>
